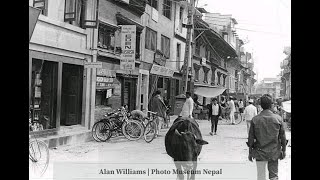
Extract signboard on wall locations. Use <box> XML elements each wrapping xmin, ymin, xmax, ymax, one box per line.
<box><xmin>150</xmin><ymin>64</ymin><xmax>175</xmax><ymax>77</ymax></box>
<box><xmin>96</xmin><ymin>69</ymin><xmax>118</xmax><ymax>89</ymax></box>
<box><xmin>154</xmin><ymin>50</ymin><xmax>167</xmax><ymax>66</ymax></box>
<box><xmin>84</xmin><ymin>62</ymin><xmax>102</xmax><ymax>69</ymax></box>
<box><xmin>120</xmin><ymin>25</ymin><xmax>136</xmax><ymax>70</ymax></box>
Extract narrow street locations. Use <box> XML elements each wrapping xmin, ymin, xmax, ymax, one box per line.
<box><xmin>33</xmin><ymin>116</ymin><xmax>291</xmax><ymax>180</ymax></box>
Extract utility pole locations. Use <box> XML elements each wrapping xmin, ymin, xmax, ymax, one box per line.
<box><xmin>181</xmin><ymin>0</ymin><xmax>195</xmax><ymax>94</ymax></box>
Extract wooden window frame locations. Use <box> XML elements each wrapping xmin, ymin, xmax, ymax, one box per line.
<box><xmin>161</xmin><ymin>35</ymin><xmax>170</xmax><ymax>58</ymax></box>
<box><xmin>148</xmin><ymin>0</ymin><xmax>158</xmax><ymax>10</ymax></box>
<box><xmin>145</xmin><ymin>27</ymin><xmax>157</xmax><ymax>52</ymax></box>
<box><xmin>64</xmin><ymin>0</ymin><xmax>99</xmax><ymax>29</ymax></box>
<box><xmin>162</xmin><ymin>0</ymin><xmax>172</xmax><ymax>19</ymax></box>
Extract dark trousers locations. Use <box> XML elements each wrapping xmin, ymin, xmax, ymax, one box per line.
<box><xmin>210</xmin><ymin>115</ymin><xmax>219</xmax><ymax>133</ymax></box>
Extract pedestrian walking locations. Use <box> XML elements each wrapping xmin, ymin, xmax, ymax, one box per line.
<box><xmin>247</xmin><ymin>94</ymin><xmax>287</xmax><ymax>180</ymax></box>
<box><xmin>256</xmin><ymin>98</ymin><xmax>263</xmax><ymax>114</ymax></box>
<box><xmin>179</xmin><ymin>91</ymin><xmax>194</xmax><ymax>118</ymax></box>
<box><xmin>228</xmin><ymin>96</ymin><xmax>236</xmax><ymax>124</ymax></box>
<box><xmin>243</xmin><ymin>99</ymin><xmax>257</xmax><ymax>136</ymax></box>
<box><xmin>149</xmin><ymin>90</ymin><xmax>167</xmax><ymax>136</ymax></box>
<box><xmin>207</xmin><ymin>98</ymin><xmax>222</xmax><ymax>135</ymax></box>
<box><xmin>220</xmin><ymin>96</ymin><xmax>227</xmax><ymax>119</ymax></box>
<box><xmin>238</xmin><ymin>99</ymin><xmax>244</xmax><ymax>115</ymax></box>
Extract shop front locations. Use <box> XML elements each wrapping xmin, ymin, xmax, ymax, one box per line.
<box><xmin>148</xmin><ymin>64</ymin><xmax>176</xmax><ymax>109</ymax></box>
<box><xmin>29</xmin><ymin>50</ymin><xmax>91</xmax><ymax>140</ymax></box>
<box><xmin>96</xmin><ymin>55</ymin><xmax>140</xmax><ymax>116</ymax></box>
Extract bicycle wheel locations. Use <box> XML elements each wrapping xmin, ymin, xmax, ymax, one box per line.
<box><xmin>94</xmin><ymin>121</ymin><xmax>112</xmax><ymax>142</ymax></box>
<box><xmin>234</xmin><ymin>112</ymin><xmax>242</xmax><ymax>125</ymax></box>
<box><xmin>122</xmin><ymin>120</ymin><xmax>144</xmax><ymax>141</ymax></box>
<box><xmin>91</xmin><ymin>121</ymin><xmax>102</xmax><ymax>142</ymax></box>
<box><xmin>144</xmin><ymin>121</ymin><xmax>157</xmax><ymax>143</ymax></box>
<box><xmin>29</xmin><ymin>140</ymin><xmax>49</xmax><ymax>177</ymax></box>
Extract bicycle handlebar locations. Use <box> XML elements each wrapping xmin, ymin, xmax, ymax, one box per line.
<box><xmin>145</xmin><ymin>111</ymin><xmax>158</xmax><ymax>115</ymax></box>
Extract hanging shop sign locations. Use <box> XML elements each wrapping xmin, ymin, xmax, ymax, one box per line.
<box><xmin>84</xmin><ymin>62</ymin><xmax>102</xmax><ymax>69</ymax></box>
<box><xmin>154</xmin><ymin>50</ymin><xmax>166</xmax><ymax>66</ymax></box>
<box><xmin>96</xmin><ymin>69</ymin><xmax>118</xmax><ymax>89</ymax></box>
<box><xmin>120</xmin><ymin>25</ymin><xmax>136</xmax><ymax>70</ymax></box>
<box><xmin>150</xmin><ymin>64</ymin><xmax>174</xmax><ymax>77</ymax></box>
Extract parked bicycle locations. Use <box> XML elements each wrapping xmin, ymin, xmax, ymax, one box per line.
<box><xmin>29</xmin><ymin>114</ymin><xmax>49</xmax><ymax>177</ymax></box>
<box><xmin>92</xmin><ymin>106</ymin><xmax>144</xmax><ymax>142</ymax></box>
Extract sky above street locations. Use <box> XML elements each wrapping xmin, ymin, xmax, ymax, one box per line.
<box><xmin>197</xmin><ymin>0</ymin><xmax>291</xmax><ymax>82</ymax></box>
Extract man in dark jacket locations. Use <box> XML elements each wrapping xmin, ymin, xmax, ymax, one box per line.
<box><xmin>207</xmin><ymin>98</ymin><xmax>222</xmax><ymax>135</ymax></box>
<box><xmin>247</xmin><ymin>94</ymin><xmax>287</xmax><ymax>180</ymax></box>
<box><xmin>150</xmin><ymin>90</ymin><xmax>167</xmax><ymax>136</ymax></box>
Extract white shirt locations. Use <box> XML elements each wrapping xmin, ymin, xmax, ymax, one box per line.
<box><xmin>244</xmin><ymin>104</ymin><xmax>258</xmax><ymax>121</ymax></box>
<box><xmin>212</xmin><ymin>104</ymin><xmax>219</xmax><ymax>115</ymax></box>
<box><xmin>180</xmin><ymin>97</ymin><xmax>194</xmax><ymax>118</ymax></box>
<box><xmin>238</xmin><ymin>101</ymin><xmax>244</xmax><ymax>108</ymax></box>
<box><xmin>229</xmin><ymin>100</ymin><xmax>235</xmax><ymax>113</ymax></box>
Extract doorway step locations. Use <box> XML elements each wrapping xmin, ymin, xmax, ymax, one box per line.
<box><xmin>31</xmin><ymin>125</ymin><xmax>93</xmax><ymax>148</ymax></box>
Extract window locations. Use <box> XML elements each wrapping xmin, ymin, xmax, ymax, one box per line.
<box><xmin>176</xmin><ymin>43</ymin><xmax>181</xmax><ymax>70</ymax></box>
<box><xmin>205</xmin><ymin>48</ymin><xmax>210</xmax><ymax>60</ymax></box>
<box><xmin>95</xmin><ymin>90</ymin><xmax>113</xmax><ymax>106</ymax></box>
<box><xmin>98</xmin><ymin>24</ymin><xmax>116</xmax><ymax>51</ymax></box>
<box><xmin>204</xmin><ymin>71</ymin><xmax>208</xmax><ymax>83</ymax></box>
<box><xmin>33</xmin><ymin>0</ymin><xmax>48</xmax><ymax>16</ymax></box>
<box><xmin>30</xmin><ymin>59</ymin><xmax>58</xmax><ymax>130</ymax></box>
<box><xmin>223</xmin><ymin>33</ymin><xmax>228</xmax><ymax>42</ymax></box>
<box><xmin>145</xmin><ymin>27</ymin><xmax>157</xmax><ymax>51</ymax></box>
<box><xmin>195</xmin><ymin>41</ymin><xmax>200</xmax><ymax>56</ymax></box>
<box><xmin>195</xmin><ymin>69</ymin><xmax>200</xmax><ymax>81</ymax></box>
<box><xmin>161</xmin><ymin>35</ymin><xmax>170</xmax><ymax>58</ymax></box>
<box><xmin>148</xmin><ymin>0</ymin><xmax>158</xmax><ymax>10</ymax></box>
<box><xmin>157</xmin><ymin>77</ymin><xmax>163</xmax><ymax>88</ymax></box>
<box><xmin>179</xmin><ymin>7</ymin><xmax>184</xmax><ymax>32</ymax></box>
<box><xmin>64</xmin><ymin>0</ymin><xmax>99</xmax><ymax>28</ymax></box>
<box><xmin>163</xmin><ymin>0</ymin><xmax>172</xmax><ymax>19</ymax></box>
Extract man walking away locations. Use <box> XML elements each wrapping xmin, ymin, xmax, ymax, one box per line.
<box><xmin>247</xmin><ymin>94</ymin><xmax>287</xmax><ymax>180</ymax></box>
<box><xmin>207</xmin><ymin>98</ymin><xmax>222</xmax><ymax>135</ymax></box>
<box><xmin>150</xmin><ymin>90</ymin><xmax>167</xmax><ymax>136</ymax></box>
<box><xmin>243</xmin><ymin>99</ymin><xmax>257</xmax><ymax>136</ymax></box>
<box><xmin>228</xmin><ymin>96</ymin><xmax>236</xmax><ymax>125</ymax></box>
<box><xmin>180</xmin><ymin>91</ymin><xmax>194</xmax><ymax>118</ymax></box>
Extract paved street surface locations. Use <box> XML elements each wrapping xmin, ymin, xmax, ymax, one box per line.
<box><xmin>31</xmin><ymin>116</ymin><xmax>291</xmax><ymax>180</ymax></box>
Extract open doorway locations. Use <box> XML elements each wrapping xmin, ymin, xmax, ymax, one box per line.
<box><xmin>60</xmin><ymin>63</ymin><xmax>83</xmax><ymax>126</ymax></box>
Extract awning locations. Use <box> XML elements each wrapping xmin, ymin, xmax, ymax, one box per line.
<box><xmin>29</xmin><ymin>6</ymin><xmax>41</xmax><ymax>41</ymax></box>
<box><xmin>194</xmin><ymin>86</ymin><xmax>226</xmax><ymax>98</ymax></box>
<box><xmin>282</xmin><ymin>100</ymin><xmax>291</xmax><ymax>113</ymax></box>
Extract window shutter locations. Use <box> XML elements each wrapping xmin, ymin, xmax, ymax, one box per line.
<box><xmin>64</xmin><ymin>0</ymin><xmax>77</xmax><ymax>22</ymax></box>
<box><xmin>33</xmin><ymin>0</ymin><xmax>46</xmax><ymax>10</ymax></box>
<box><xmin>83</xmin><ymin>0</ymin><xmax>99</xmax><ymax>28</ymax></box>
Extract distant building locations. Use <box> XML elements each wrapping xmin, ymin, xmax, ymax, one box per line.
<box><xmin>280</xmin><ymin>46</ymin><xmax>291</xmax><ymax>100</ymax></box>
<box><xmin>255</xmin><ymin>78</ymin><xmax>282</xmax><ymax>100</ymax></box>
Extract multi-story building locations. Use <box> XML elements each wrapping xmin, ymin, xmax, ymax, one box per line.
<box><xmin>203</xmin><ymin>13</ymin><xmax>255</xmax><ymax>100</ymax></box>
<box><xmin>280</xmin><ymin>46</ymin><xmax>291</xmax><ymax>100</ymax></box>
<box><xmin>29</xmin><ymin>0</ymin><xmax>99</xmax><ymax>147</ymax></box>
<box><xmin>93</xmin><ymin>0</ymin><xmax>146</xmax><ymax>116</ymax></box>
<box><xmin>191</xmin><ymin>11</ymin><xmax>238</xmax><ymax>105</ymax></box>
<box><xmin>255</xmin><ymin>78</ymin><xmax>281</xmax><ymax>100</ymax></box>
<box><xmin>141</xmin><ymin>0</ymin><xmax>179</xmax><ymax>109</ymax></box>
